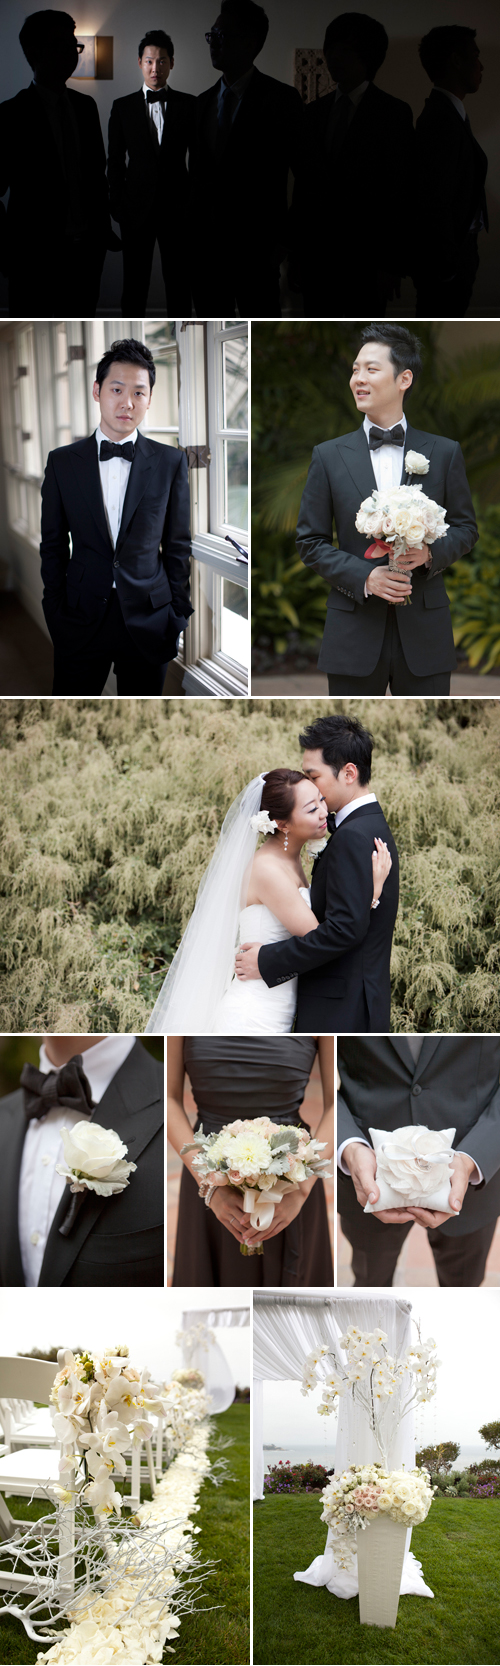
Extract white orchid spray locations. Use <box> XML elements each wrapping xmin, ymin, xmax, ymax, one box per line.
<box><xmin>301</xmin><ymin>1323</ymin><xmax>440</xmax><ymax>1467</ymax></box>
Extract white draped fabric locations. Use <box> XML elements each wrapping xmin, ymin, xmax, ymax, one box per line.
<box><xmin>181</xmin><ymin>1306</ymin><xmax>250</xmax><ymax>1414</ymax></box>
<box><xmin>253</xmin><ymin>1294</ymin><xmax>434</xmax><ymax>1602</ymax></box>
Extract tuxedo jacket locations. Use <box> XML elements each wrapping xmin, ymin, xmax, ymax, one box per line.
<box><xmin>189</xmin><ymin>69</ymin><xmax>304</xmax><ymax>256</ymax></box>
<box><xmin>296</xmin><ymin>422</ymin><xmax>478</xmax><ymax>677</ymax></box>
<box><xmin>0</xmin><ymin>84</ymin><xmax>109</xmax><ymax>272</ymax></box>
<box><xmin>414</xmin><ymin>91</ymin><xmax>488</xmax><ymax>279</ymax></box>
<box><xmin>337</xmin><ymin>1036</ymin><xmax>500</xmax><ymax>1237</ymax></box>
<box><xmin>294</xmin><ymin>82</ymin><xmax>414</xmax><ymax>277</ymax></box>
<box><xmin>108</xmin><ymin>86</ymin><xmax>195</xmax><ymax>228</ymax></box>
<box><xmin>0</xmin><ymin>1042</ymin><xmax>164</xmax><ymax>1287</ymax></box>
<box><xmin>40</xmin><ymin>431</ymin><xmax>192</xmax><ymax>666</ymax></box>
<box><xmin>258</xmin><ymin>802</ymin><xmax>399</xmax><ymax>1034</ymax></box>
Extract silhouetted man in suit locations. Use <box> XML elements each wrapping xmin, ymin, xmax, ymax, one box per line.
<box><xmin>415</xmin><ymin>26</ymin><xmax>488</xmax><ymax>316</ymax></box>
<box><xmin>190</xmin><ymin>0</ymin><xmax>304</xmax><ymax>316</ymax></box>
<box><xmin>293</xmin><ymin>12</ymin><xmax>414</xmax><ymax>316</ymax></box>
<box><xmin>296</xmin><ymin>322</ymin><xmax>477</xmax><ymax>695</ymax></box>
<box><xmin>40</xmin><ymin>338</ymin><xmax>192</xmax><ymax>695</ymax></box>
<box><xmin>0</xmin><ymin>9</ymin><xmax>110</xmax><ymax>315</ymax></box>
<box><xmin>108</xmin><ymin>29</ymin><xmax>194</xmax><ymax>315</ymax></box>
<box><xmin>0</xmin><ymin>1035</ymin><xmax>164</xmax><ymax>1287</ymax></box>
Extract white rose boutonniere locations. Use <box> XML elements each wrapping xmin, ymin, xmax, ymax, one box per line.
<box><xmin>56</xmin><ymin>1121</ymin><xmax>137</xmax><ymax>1197</ymax></box>
<box><xmin>405</xmin><ymin>450</ymin><xmax>430</xmax><ymax>477</ymax></box>
<box><xmin>306</xmin><ymin>836</ymin><xmax>329</xmax><ymax>856</ymax></box>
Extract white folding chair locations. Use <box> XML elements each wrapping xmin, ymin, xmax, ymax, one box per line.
<box><xmin>0</xmin><ymin>1398</ymin><xmax>55</xmax><ymax>1453</ymax></box>
<box><xmin>0</xmin><ymin>1356</ymin><xmax>75</xmax><ymax>1603</ymax></box>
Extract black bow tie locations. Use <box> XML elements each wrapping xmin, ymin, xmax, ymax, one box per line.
<box><xmin>99</xmin><ymin>440</ymin><xmax>135</xmax><ymax>462</ymax></box>
<box><xmin>146</xmin><ymin>87</ymin><xmax>167</xmax><ymax>103</ymax></box>
<box><xmin>327</xmin><ymin>813</ymin><xmax>337</xmax><ymax>834</ymax></box>
<box><xmin>368</xmin><ymin>424</ymin><xmax>405</xmax><ymax>450</ymax></box>
<box><xmin>21</xmin><ymin>1056</ymin><xmax>94</xmax><ymax>1123</ymax></box>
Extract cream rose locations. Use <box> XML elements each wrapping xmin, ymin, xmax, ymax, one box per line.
<box><xmin>56</xmin><ymin>1122</ymin><xmax>137</xmax><ymax>1196</ymax></box>
<box><xmin>405</xmin><ymin>450</ymin><xmax>430</xmax><ymax>475</ymax></box>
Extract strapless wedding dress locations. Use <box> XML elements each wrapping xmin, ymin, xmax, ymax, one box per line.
<box><xmin>212</xmin><ymin>888</ymin><xmax>311</xmax><ymax>1035</ymax></box>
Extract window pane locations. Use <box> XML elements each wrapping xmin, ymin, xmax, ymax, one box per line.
<box><xmin>221</xmin><ymin>577</ymin><xmax>249</xmax><ymax>666</ymax></box>
<box><xmin>224</xmin><ymin>438</ymin><xmax>248</xmax><ymax>530</ymax></box>
<box><xmin>223</xmin><ymin>337</ymin><xmax>248</xmax><ymax>430</ymax></box>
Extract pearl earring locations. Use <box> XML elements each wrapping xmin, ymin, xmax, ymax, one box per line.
<box><xmin>284</xmin><ymin>831</ymin><xmax>289</xmax><ymax>851</ymax></box>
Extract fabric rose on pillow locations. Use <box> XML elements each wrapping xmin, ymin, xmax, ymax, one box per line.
<box><xmin>364</xmin><ymin>1123</ymin><xmax>456</xmax><ymax>1214</ymax></box>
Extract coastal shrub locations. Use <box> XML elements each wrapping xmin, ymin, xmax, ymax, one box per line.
<box><xmin>264</xmin><ymin>1462</ymin><xmax>331</xmax><ymax>1493</ymax></box>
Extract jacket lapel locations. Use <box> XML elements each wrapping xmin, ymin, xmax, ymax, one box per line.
<box><xmin>412</xmin><ymin>1037</ymin><xmax>441</xmax><ymax>1079</ymax></box>
<box><xmin>402</xmin><ymin>424</ymin><xmax>437</xmax><ymax>487</ymax></box>
<box><xmin>116</xmin><ymin>432</ymin><xmax>157</xmax><ymax>550</ymax></box>
<box><xmin>337</xmin><ymin>426</ymin><xmax>378</xmax><ymax>501</ymax></box>
<box><xmin>0</xmin><ymin>1092</ymin><xmax>28</xmax><ymax>1285</ymax></box>
<box><xmin>71</xmin><ymin>434</ymin><xmax>112</xmax><ymax>550</ymax></box>
<box><xmin>38</xmin><ymin>1041</ymin><xmax>163</xmax><ymax>1287</ymax></box>
<box><xmin>389</xmin><ymin>1038</ymin><xmax>415</xmax><ymax>1071</ymax></box>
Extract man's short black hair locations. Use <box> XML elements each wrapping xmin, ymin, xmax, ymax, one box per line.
<box><xmin>358</xmin><ymin>323</ymin><xmax>423</xmax><ymax>399</ymax></box>
<box><xmin>299</xmin><ymin>715</ymin><xmax>373</xmax><ymax>786</ymax></box>
<box><xmin>95</xmin><ymin>339</ymin><xmax>156</xmax><ymax>393</ymax></box>
<box><xmin>220</xmin><ymin>0</ymin><xmax>269</xmax><ymax>56</ymax></box>
<box><xmin>19</xmin><ymin>9</ymin><xmax>75</xmax><ymax>67</ymax></box>
<box><xmin>138</xmin><ymin>29</ymin><xmax>174</xmax><ymax>60</ymax></box>
<box><xmin>419</xmin><ymin>25</ymin><xmax>477</xmax><ymax>84</ymax></box>
<box><xmin>323</xmin><ymin>11</ymin><xmax>388</xmax><ymax>79</ymax></box>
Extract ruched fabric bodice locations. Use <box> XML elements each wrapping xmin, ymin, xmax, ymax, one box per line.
<box><xmin>183</xmin><ymin>1036</ymin><xmax>318</xmax><ymax>1132</ymax></box>
<box><xmin>211</xmin><ymin>888</ymin><xmax>312</xmax><ymax>1035</ymax></box>
<box><xmin>237</xmin><ymin>887</ymin><xmax>311</xmax><ymax>947</ymax></box>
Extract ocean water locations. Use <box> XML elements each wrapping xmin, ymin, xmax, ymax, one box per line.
<box><xmin>263</xmin><ymin>1443</ymin><xmax>489</xmax><ymax>1473</ymax></box>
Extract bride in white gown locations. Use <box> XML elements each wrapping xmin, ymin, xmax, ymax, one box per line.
<box><xmin>145</xmin><ymin>769</ymin><xmax>391</xmax><ymax>1036</ymax></box>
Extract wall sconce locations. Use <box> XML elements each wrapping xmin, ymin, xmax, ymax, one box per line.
<box><xmin>72</xmin><ymin>36</ymin><xmax>114</xmax><ymax>79</ymax></box>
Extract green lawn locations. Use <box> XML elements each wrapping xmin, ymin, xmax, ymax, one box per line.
<box><xmin>0</xmin><ymin>1405</ymin><xmax>249</xmax><ymax>1665</ymax></box>
<box><xmin>253</xmin><ymin>1493</ymin><xmax>500</xmax><ymax>1665</ymax></box>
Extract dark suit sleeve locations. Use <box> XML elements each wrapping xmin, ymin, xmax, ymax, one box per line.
<box><xmin>455</xmin><ymin>1078</ymin><xmax>500</xmax><ymax>1184</ymax></box>
<box><xmin>337</xmin><ymin>1086</ymin><xmax>370</xmax><ymax>1148</ymax></box>
<box><xmin>160</xmin><ymin>449</ymin><xmax>193</xmax><ymax>621</ymax></box>
<box><xmin>40</xmin><ymin>454</ymin><xmax>71</xmax><ymax>631</ymax></box>
<box><xmin>296</xmin><ymin>447</ymin><xmax>372</xmax><ymax>604</ymax></box>
<box><xmin>426</xmin><ymin>441</ymin><xmax>478</xmax><ymax>576</ymax></box>
<box><xmin>258</xmin><ymin>827</ymin><xmax>374</xmax><ymax>988</ymax></box>
<box><xmin>107</xmin><ymin>100</ymin><xmax>127</xmax><ymax>224</ymax></box>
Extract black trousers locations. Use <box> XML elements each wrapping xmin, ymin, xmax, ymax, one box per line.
<box><xmin>340</xmin><ymin>1196</ymin><xmax>498</xmax><ymax>1288</ymax></box>
<box><xmin>52</xmin><ymin>591</ymin><xmax>168</xmax><ymax>695</ymax></box>
<box><xmin>193</xmin><ymin>253</ymin><xmax>281</xmax><ymax>319</ymax></box>
<box><xmin>416</xmin><ymin>236</ymin><xmax>479</xmax><ymax>319</ymax></box>
<box><xmin>302</xmin><ymin>269</ymin><xmax>391</xmax><ymax>319</ymax></box>
<box><xmin>121</xmin><ymin>218</ymin><xmax>191</xmax><ymax>315</ymax></box>
<box><xmin>326</xmin><ymin>608</ymin><xmax>451</xmax><ymax>695</ymax></box>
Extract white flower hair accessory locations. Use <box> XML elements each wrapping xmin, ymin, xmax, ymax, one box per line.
<box><xmin>405</xmin><ymin>450</ymin><xmax>430</xmax><ymax>476</ymax></box>
<box><xmin>56</xmin><ymin>1121</ymin><xmax>137</xmax><ymax>1197</ymax></box>
<box><xmin>250</xmin><ymin>810</ymin><xmax>278</xmax><ymax>834</ymax></box>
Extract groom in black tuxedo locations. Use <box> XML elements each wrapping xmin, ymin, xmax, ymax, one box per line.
<box><xmin>297</xmin><ymin>322</ymin><xmax>478</xmax><ymax>696</ymax></box>
<box><xmin>236</xmin><ymin>714</ymin><xmax>399</xmax><ymax>1034</ymax></box>
<box><xmin>40</xmin><ymin>337</ymin><xmax>192</xmax><ymax>694</ymax></box>
<box><xmin>414</xmin><ymin>27</ymin><xmax>487</xmax><ymax>317</ymax></box>
<box><xmin>108</xmin><ymin>30</ymin><xmax>194</xmax><ymax>315</ymax></box>
<box><xmin>0</xmin><ymin>1036</ymin><xmax>164</xmax><ymax>1287</ymax></box>
<box><xmin>338</xmin><ymin>1037</ymin><xmax>500</xmax><ymax>1287</ymax></box>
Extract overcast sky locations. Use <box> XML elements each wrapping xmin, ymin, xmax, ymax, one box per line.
<box><xmin>0</xmin><ymin>1288</ymin><xmax>250</xmax><ymax>1388</ymax></box>
<box><xmin>263</xmin><ymin>1290</ymin><xmax>500</xmax><ymax>1455</ymax></box>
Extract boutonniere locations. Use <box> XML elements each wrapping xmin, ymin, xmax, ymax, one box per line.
<box><xmin>404</xmin><ymin>450</ymin><xmax>429</xmax><ymax>477</ymax></box>
<box><xmin>306</xmin><ymin>836</ymin><xmax>329</xmax><ymax>857</ymax></box>
<box><xmin>56</xmin><ymin>1122</ymin><xmax>137</xmax><ymax>1237</ymax></box>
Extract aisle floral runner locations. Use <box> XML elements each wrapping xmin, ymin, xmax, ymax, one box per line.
<box><xmin>37</xmin><ymin>1423</ymin><xmax>213</xmax><ymax>1665</ymax></box>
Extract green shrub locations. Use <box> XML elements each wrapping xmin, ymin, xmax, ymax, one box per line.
<box><xmin>444</xmin><ymin>505</ymin><xmax>500</xmax><ymax>670</ymax></box>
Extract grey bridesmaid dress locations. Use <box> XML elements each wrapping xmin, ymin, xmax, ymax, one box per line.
<box><xmin>172</xmin><ymin>1036</ymin><xmax>333</xmax><ymax>1286</ymax></box>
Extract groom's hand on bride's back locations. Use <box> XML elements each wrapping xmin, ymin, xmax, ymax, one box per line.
<box><xmin>343</xmin><ymin>1142</ymin><xmax>414</xmax><ymax>1224</ymax></box>
<box><xmin>235</xmin><ymin>943</ymin><xmax>263</xmax><ymax>980</ymax></box>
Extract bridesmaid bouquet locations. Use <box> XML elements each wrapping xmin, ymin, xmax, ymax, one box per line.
<box><xmin>355</xmin><ymin>453</ymin><xmax>448</xmax><ymax>604</ymax></box>
<box><xmin>181</xmin><ymin>1117</ymin><xmax>332</xmax><ymax>1255</ymax></box>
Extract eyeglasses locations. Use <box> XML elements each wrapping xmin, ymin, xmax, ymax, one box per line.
<box><xmin>75</xmin><ymin>41</ymin><xmax>85</xmax><ymax>54</ymax></box>
<box><xmin>205</xmin><ymin>27</ymin><xmax>225</xmax><ymax>45</ymax></box>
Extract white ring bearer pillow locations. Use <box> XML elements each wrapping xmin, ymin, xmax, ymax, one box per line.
<box><xmin>364</xmin><ymin>1124</ymin><xmax>456</xmax><ymax>1214</ymax></box>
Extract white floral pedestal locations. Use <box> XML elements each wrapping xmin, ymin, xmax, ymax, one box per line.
<box><xmin>356</xmin><ymin>1516</ymin><xmax>407</xmax><ymax>1628</ymax></box>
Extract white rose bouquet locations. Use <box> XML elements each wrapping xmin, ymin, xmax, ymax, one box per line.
<box><xmin>321</xmin><ymin>1463</ymin><xmax>434</xmax><ymax>1570</ymax></box>
<box><xmin>181</xmin><ymin>1117</ymin><xmax>332</xmax><ymax>1255</ymax></box>
<box><xmin>355</xmin><ymin>451</ymin><xmax>448</xmax><ymax>605</ymax></box>
<box><xmin>364</xmin><ymin>1124</ymin><xmax>456</xmax><ymax>1214</ymax></box>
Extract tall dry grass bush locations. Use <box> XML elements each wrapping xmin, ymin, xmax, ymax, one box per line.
<box><xmin>0</xmin><ymin>697</ymin><xmax>499</xmax><ymax>1032</ymax></box>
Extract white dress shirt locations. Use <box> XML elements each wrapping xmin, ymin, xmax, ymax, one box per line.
<box><xmin>96</xmin><ymin>425</ymin><xmax>137</xmax><ymax>587</ymax></box>
<box><xmin>142</xmin><ymin>78</ymin><xmax>166</xmax><ymax>145</ymax></box>
<box><xmin>363</xmin><ymin>411</ymin><xmax>407</xmax><ymax>493</ymax></box>
<box><xmin>435</xmin><ymin>88</ymin><xmax>466</xmax><ymax>122</ymax></box>
<box><xmin>18</xmin><ymin>1035</ymin><xmax>136</xmax><ymax>1287</ymax></box>
<box><xmin>334</xmin><ymin>792</ymin><xmax>378</xmax><ymax>830</ymax></box>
